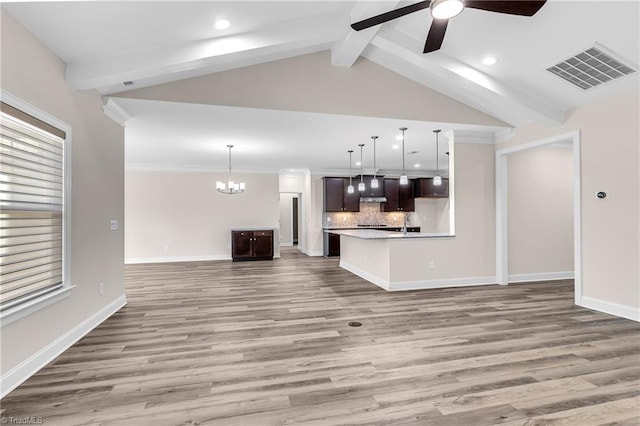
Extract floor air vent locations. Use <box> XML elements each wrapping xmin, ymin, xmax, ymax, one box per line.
<box><xmin>547</xmin><ymin>45</ymin><xmax>636</xmax><ymax>90</ymax></box>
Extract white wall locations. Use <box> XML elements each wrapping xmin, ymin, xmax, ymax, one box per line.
<box><xmin>340</xmin><ymin>143</ymin><xmax>496</xmax><ymax>284</ymax></box>
<box><xmin>414</xmin><ymin>198</ymin><xmax>450</xmax><ymax>233</ymax></box>
<box><xmin>1</xmin><ymin>11</ymin><xmax>125</xmax><ymax>381</ymax></box>
<box><xmin>508</xmin><ymin>145</ymin><xmax>574</xmax><ymax>277</ymax></box>
<box><xmin>498</xmin><ymin>87</ymin><xmax>639</xmax><ymax>315</ymax></box>
<box><xmin>125</xmin><ymin>170</ymin><xmax>280</xmax><ymax>262</ymax></box>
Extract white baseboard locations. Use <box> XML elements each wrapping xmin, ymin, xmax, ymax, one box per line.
<box><xmin>340</xmin><ymin>261</ymin><xmax>391</xmax><ymax>290</ymax></box>
<box><xmin>340</xmin><ymin>261</ymin><xmax>496</xmax><ymax>292</ymax></box>
<box><xmin>125</xmin><ymin>255</ymin><xmax>231</xmax><ymax>264</ymax></box>
<box><xmin>509</xmin><ymin>271</ymin><xmax>574</xmax><ymax>283</ymax></box>
<box><xmin>390</xmin><ymin>276</ymin><xmax>498</xmax><ymax>291</ymax></box>
<box><xmin>579</xmin><ymin>296</ymin><xmax>639</xmax><ymax>322</ymax></box>
<box><xmin>302</xmin><ymin>249</ymin><xmax>324</xmax><ymax>257</ymax></box>
<box><xmin>279</xmin><ymin>242</ymin><xmax>293</xmax><ymax>247</ymax></box>
<box><xmin>1</xmin><ymin>295</ymin><xmax>127</xmax><ymax>398</ymax></box>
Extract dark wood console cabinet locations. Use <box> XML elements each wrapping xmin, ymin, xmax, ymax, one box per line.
<box><xmin>232</xmin><ymin>230</ymin><xmax>274</xmax><ymax>261</ymax></box>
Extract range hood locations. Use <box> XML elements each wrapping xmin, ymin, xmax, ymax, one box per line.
<box><xmin>360</xmin><ymin>196</ymin><xmax>387</xmax><ymax>203</ymax></box>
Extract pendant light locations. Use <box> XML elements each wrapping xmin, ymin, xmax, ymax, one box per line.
<box><xmin>358</xmin><ymin>144</ymin><xmax>366</xmax><ymax>191</ymax></box>
<box><xmin>370</xmin><ymin>136</ymin><xmax>379</xmax><ymax>189</ymax></box>
<box><xmin>216</xmin><ymin>144</ymin><xmax>245</xmax><ymax>194</ymax></box>
<box><xmin>433</xmin><ymin>130</ymin><xmax>442</xmax><ymax>186</ymax></box>
<box><xmin>347</xmin><ymin>150</ymin><xmax>355</xmax><ymax>194</ymax></box>
<box><xmin>399</xmin><ymin>127</ymin><xmax>408</xmax><ymax>185</ymax></box>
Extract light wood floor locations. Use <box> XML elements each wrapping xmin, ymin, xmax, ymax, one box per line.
<box><xmin>2</xmin><ymin>248</ymin><xmax>639</xmax><ymax>425</ymax></box>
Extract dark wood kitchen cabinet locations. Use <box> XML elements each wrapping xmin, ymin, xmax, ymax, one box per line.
<box><xmin>355</xmin><ymin>175</ymin><xmax>385</xmax><ymax>198</ymax></box>
<box><xmin>414</xmin><ymin>177</ymin><xmax>449</xmax><ymax>198</ymax></box>
<box><xmin>231</xmin><ymin>230</ymin><xmax>273</xmax><ymax>261</ymax></box>
<box><xmin>381</xmin><ymin>178</ymin><xmax>415</xmax><ymax>212</ymax></box>
<box><xmin>327</xmin><ymin>233</ymin><xmax>341</xmax><ymax>257</ymax></box>
<box><xmin>323</xmin><ymin>177</ymin><xmax>359</xmax><ymax>212</ymax></box>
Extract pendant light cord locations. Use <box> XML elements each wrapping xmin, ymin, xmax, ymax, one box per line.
<box><xmin>400</xmin><ymin>127</ymin><xmax>407</xmax><ymax>176</ymax></box>
<box><xmin>372</xmin><ymin>136</ymin><xmax>378</xmax><ymax>179</ymax></box>
<box><xmin>358</xmin><ymin>144</ymin><xmax>365</xmax><ymax>183</ymax></box>
<box><xmin>434</xmin><ymin>130</ymin><xmax>441</xmax><ymax>176</ymax></box>
<box><xmin>348</xmin><ymin>150</ymin><xmax>353</xmax><ymax>185</ymax></box>
<box><xmin>435</xmin><ymin>132</ymin><xmax>439</xmax><ymax>176</ymax></box>
<box><xmin>227</xmin><ymin>144</ymin><xmax>233</xmax><ymax>181</ymax></box>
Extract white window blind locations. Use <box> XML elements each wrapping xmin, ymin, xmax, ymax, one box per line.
<box><xmin>1</xmin><ymin>108</ymin><xmax>66</xmax><ymax>311</ymax></box>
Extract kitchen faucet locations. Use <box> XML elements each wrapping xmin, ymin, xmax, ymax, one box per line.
<box><xmin>401</xmin><ymin>213</ymin><xmax>408</xmax><ymax>235</ymax></box>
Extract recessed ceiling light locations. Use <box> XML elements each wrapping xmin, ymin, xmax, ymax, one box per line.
<box><xmin>482</xmin><ymin>55</ymin><xmax>498</xmax><ymax>66</ymax></box>
<box><xmin>355</xmin><ymin>161</ymin><xmax>361</xmax><ymax>166</ymax></box>
<box><xmin>392</xmin><ymin>144</ymin><xmax>399</xmax><ymax>150</ymax></box>
<box><xmin>214</xmin><ymin>19</ymin><xmax>230</xmax><ymax>30</ymax></box>
<box><xmin>414</xmin><ymin>163</ymin><xmax>420</xmax><ymax>168</ymax></box>
<box><xmin>395</xmin><ymin>135</ymin><xmax>403</xmax><ymax>141</ymax></box>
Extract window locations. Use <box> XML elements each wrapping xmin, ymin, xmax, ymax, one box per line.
<box><xmin>1</xmin><ymin>100</ymin><xmax>70</xmax><ymax>315</ymax></box>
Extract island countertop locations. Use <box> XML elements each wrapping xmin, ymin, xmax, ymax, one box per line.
<box><xmin>326</xmin><ymin>229</ymin><xmax>454</xmax><ymax>239</ymax></box>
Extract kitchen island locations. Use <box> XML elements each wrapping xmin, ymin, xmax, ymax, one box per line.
<box><xmin>327</xmin><ymin>229</ymin><xmax>495</xmax><ymax>291</ymax></box>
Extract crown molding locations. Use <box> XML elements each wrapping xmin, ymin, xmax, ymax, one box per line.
<box><xmin>102</xmin><ymin>97</ymin><xmax>131</xmax><ymax>127</ymax></box>
<box><xmin>125</xmin><ymin>163</ymin><xmax>279</xmax><ymax>174</ymax></box>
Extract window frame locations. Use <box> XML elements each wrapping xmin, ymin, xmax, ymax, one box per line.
<box><xmin>0</xmin><ymin>90</ymin><xmax>73</xmax><ymax>326</ymax></box>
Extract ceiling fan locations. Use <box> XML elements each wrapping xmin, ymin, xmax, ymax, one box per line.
<box><xmin>351</xmin><ymin>0</ymin><xmax>547</xmax><ymax>54</ymax></box>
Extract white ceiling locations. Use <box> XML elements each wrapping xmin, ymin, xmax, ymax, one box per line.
<box><xmin>4</xmin><ymin>0</ymin><xmax>639</xmax><ymax>172</ymax></box>
<box><xmin>119</xmin><ymin>98</ymin><xmax>503</xmax><ymax>174</ymax></box>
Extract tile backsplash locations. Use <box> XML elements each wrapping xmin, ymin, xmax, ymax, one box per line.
<box><xmin>323</xmin><ymin>203</ymin><xmax>415</xmax><ymax>228</ymax></box>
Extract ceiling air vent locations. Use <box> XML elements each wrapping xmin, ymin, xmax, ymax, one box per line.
<box><xmin>547</xmin><ymin>45</ymin><xmax>636</xmax><ymax>90</ymax></box>
<box><xmin>122</xmin><ymin>80</ymin><xmax>135</xmax><ymax>86</ymax></box>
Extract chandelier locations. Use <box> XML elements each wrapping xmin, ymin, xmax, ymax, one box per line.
<box><xmin>216</xmin><ymin>144</ymin><xmax>245</xmax><ymax>195</ymax></box>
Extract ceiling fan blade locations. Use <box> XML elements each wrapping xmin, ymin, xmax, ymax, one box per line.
<box><xmin>465</xmin><ymin>1</ymin><xmax>547</xmax><ymax>17</ymax></box>
<box><xmin>351</xmin><ymin>1</ymin><xmax>431</xmax><ymax>31</ymax></box>
<box><xmin>424</xmin><ymin>19</ymin><xmax>448</xmax><ymax>53</ymax></box>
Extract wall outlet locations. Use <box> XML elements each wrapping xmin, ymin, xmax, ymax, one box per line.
<box><xmin>364</xmin><ymin>256</ymin><xmax>368</xmax><ymax>264</ymax></box>
<box><xmin>428</xmin><ymin>261</ymin><xmax>435</xmax><ymax>270</ymax></box>
<box><xmin>98</xmin><ymin>283</ymin><xmax>104</xmax><ymax>295</ymax></box>
<box><xmin>110</xmin><ymin>220</ymin><xmax>118</xmax><ymax>231</ymax></box>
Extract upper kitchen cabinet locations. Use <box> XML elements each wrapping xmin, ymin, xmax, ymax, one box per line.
<box><xmin>381</xmin><ymin>178</ymin><xmax>415</xmax><ymax>212</ymax></box>
<box><xmin>414</xmin><ymin>178</ymin><xmax>449</xmax><ymax>198</ymax></box>
<box><xmin>323</xmin><ymin>177</ymin><xmax>360</xmax><ymax>212</ymax></box>
<box><xmin>355</xmin><ymin>175</ymin><xmax>385</xmax><ymax>198</ymax></box>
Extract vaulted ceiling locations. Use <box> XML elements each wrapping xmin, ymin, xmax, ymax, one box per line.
<box><xmin>4</xmin><ymin>1</ymin><xmax>639</xmax><ymax>172</ymax></box>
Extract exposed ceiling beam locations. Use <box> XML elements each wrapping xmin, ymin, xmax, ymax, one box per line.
<box><xmin>331</xmin><ymin>0</ymin><xmax>399</xmax><ymax>67</ymax></box>
<box><xmin>366</xmin><ymin>27</ymin><xmax>566</xmax><ymax>126</ymax></box>
<box><xmin>67</xmin><ymin>13</ymin><xmax>349</xmax><ymax>94</ymax></box>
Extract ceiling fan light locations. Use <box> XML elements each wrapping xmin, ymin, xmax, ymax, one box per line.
<box><xmin>431</xmin><ymin>0</ymin><xmax>464</xmax><ymax>19</ymax></box>
<box><xmin>371</xmin><ymin>178</ymin><xmax>379</xmax><ymax>189</ymax></box>
<box><xmin>400</xmin><ymin>175</ymin><xmax>408</xmax><ymax>185</ymax></box>
<box><xmin>433</xmin><ymin>175</ymin><xmax>442</xmax><ymax>186</ymax></box>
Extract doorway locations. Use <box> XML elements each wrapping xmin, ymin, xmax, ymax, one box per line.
<box><xmin>495</xmin><ymin>131</ymin><xmax>582</xmax><ymax>304</ymax></box>
<box><xmin>292</xmin><ymin>197</ymin><xmax>299</xmax><ymax>246</ymax></box>
<box><xmin>279</xmin><ymin>192</ymin><xmax>301</xmax><ymax>248</ymax></box>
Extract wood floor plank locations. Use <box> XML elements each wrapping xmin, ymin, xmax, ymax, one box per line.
<box><xmin>1</xmin><ymin>248</ymin><xmax>638</xmax><ymax>424</ymax></box>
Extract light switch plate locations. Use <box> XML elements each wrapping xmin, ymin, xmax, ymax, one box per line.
<box><xmin>110</xmin><ymin>220</ymin><xmax>118</xmax><ymax>231</ymax></box>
